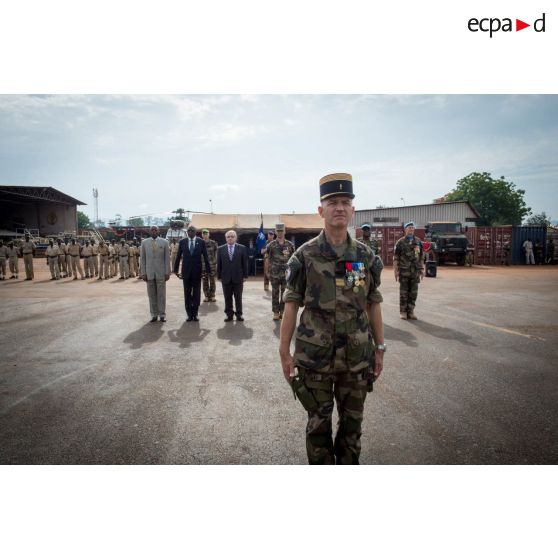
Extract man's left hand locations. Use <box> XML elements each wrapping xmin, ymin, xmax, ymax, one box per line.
<box><xmin>373</xmin><ymin>350</ymin><xmax>384</xmax><ymax>379</ymax></box>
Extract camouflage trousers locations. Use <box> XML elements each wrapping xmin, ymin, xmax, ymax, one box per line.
<box><xmin>264</xmin><ymin>258</ymin><xmax>270</xmax><ymax>288</ymax></box>
<box><xmin>271</xmin><ymin>277</ymin><xmax>286</xmax><ymax>313</ymax></box>
<box><xmin>399</xmin><ymin>271</ymin><xmax>420</xmax><ymax>313</ymax></box>
<box><xmin>301</xmin><ymin>370</ymin><xmax>368</xmax><ymax>465</ymax></box>
<box><xmin>203</xmin><ymin>272</ymin><xmax>216</xmax><ymax>298</ymax></box>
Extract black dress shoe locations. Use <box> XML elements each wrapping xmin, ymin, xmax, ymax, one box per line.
<box><xmin>150</xmin><ymin>317</ymin><xmax>158</xmax><ymax>323</ymax></box>
<box><xmin>192</xmin><ymin>316</ymin><xmax>199</xmax><ymax>322</ymax></box>
<box><xmin>224</xmin><ymin>316</ymin><xmax>233</xmax><ymax>322</ymax></box>
<box><xmin>236</xmin><ymin>315</ymin><xmax>244</xmax><ymax>321</ymax></box>
<box><xmin>186</xmin><ymin>317</ymin><xmax>193</xmax><ymax>322</ymax></box>
<box><xmin>159</xmin><ymin>317</ymin><xmax>166</xmax><ymax>322</ymax></box>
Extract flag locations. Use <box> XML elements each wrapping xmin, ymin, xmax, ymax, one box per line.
<box><xmin>256</xmin><ymin>213</ymin><xmax>266</xmax><ymax>253</ymax></box>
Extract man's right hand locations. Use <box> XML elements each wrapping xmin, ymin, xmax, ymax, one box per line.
<box><xmin>394</xmin><ymin>268</ymin><xmax>399</xmax><ymax>282</ymax></box>
<box><xmin>279</xmin><ymin>349</ymin><xmax>296</xmax><ymax>383</ymax></box>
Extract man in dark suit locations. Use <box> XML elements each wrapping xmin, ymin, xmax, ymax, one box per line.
<box><xmin>174</xmin><ymin>225</ymin><xmax>211</xmax><ymax>322</ymax></box>
<box><xmin>217</xmin><ymin>230</ymin><xmax>248</xmax><ymax>322</ymax></box>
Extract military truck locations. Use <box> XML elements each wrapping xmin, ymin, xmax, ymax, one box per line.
<box><xmin>424</xmin><ymin>221</ymin><xmax>468</xmax><ymax>265</ymax></box>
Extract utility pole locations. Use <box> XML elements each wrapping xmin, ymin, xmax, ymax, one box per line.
<box><xmin>93</xmin><ymin>188</ymin><xmax>99</xmax><ymax>225</ymax></box>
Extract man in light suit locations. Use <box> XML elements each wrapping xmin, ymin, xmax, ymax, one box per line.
<box><xmin>217</xmin><ymin>230</ymin><xmax>248</xmax><ymax>322</ymax></box>
<box><xmin>174</xmin><ymin>224</ymin><xmax>211</xmax><ymax>322</ymax></box>
<box><xmin>140</xmin><ymin>226</ymin><xmax>171</xmax><ymax>323</ymax></box>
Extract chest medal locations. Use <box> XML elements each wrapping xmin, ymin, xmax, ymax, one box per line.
<box><xmin>344</xmin><ymin>262</ymin><xmax>365</xmax><ymax>291</ymax></box>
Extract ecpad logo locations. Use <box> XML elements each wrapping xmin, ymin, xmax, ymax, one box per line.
<box><xmin>468</xmin><ymin>13</ymin><xmax>546</xmax><ymax>37</ymax></box>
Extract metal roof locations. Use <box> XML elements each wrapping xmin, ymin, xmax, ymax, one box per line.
<box><xmin>0</xmin><ymin>185</ymin><xmax>86</xmax><ymax>206</ymax></box>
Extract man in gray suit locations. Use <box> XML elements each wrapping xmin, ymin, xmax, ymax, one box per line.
<box><xmin>140</xmin><ymin>226</ymin><xmax>171</xmax><ymax>323</ymax></box>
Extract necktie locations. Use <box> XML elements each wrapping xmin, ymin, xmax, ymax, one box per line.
<box><xmin>228</xmin><ymin>244</ymin><xmax>234</xmax><ymax>261</ymax></box>
<box><xmin>190</xmin><ymin>239</ymin><xmax>194</xmax><ymax>254</ymax></box>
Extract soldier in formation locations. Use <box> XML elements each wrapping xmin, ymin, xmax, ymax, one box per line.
<box><xmin>202</xmin><ymin>228</ymin><xmax>218</xmax><ymax>302</ymax></box>
<box><xmin>134</xmin><ymin>239</ymin><xmax>141</xmax><ymax>279</ymax></box>
<box><xmin>128</xmin><ymin>242</ymin><xmax>138</xmax><ymax>278</ymax></box>
<box><xmin>357</xmin><ymin>222</ymin><xmax>381</xmax><ymax>255</ymax></box>
<box><xmin>90</xmin><ymin>239</ymin><xmax>99</xmax><ymax>277</ymax></box>
<box><xmin>262</xmin><ymin>230</ymin><xmax>275</xmax><ymax>291</ymax></box>
<box><xmin>118</xmin><ymin>239</ymin><xmax>130</xmax><ymax>279</ymax></box>
<box><xmin>7</xmin><ymin>241</ymin><xmax>19</xmax><ymax>279</ymax></box>
<box><xmin>393</xmin><ymin>221</ymin><xmax>424</xmax><ymax>320</ymax></box>
<box><xmin>266</xmin><ymin>223</ymin><xmax>295</xmax><ymax>320</ymax></box>
<box><xmin>45</xmin><ymin>239</ymin><xmax>61</xmax><ymax>280</ymax></box>
<box><xmin>68</xmin><ymin>238</ymin><xmax>85</xmax><ymax>280</ymax></box>
<box><xmin>21</xmin><ymin>233</ymin><xmax>36</xmax><ymax>280</ymax></box>
<box><xmin>56</xmin><ymin>238</ymin><xmax>68</xmax><ymax>278</ymax></box>
<box><xmin>82</xmin><ymin>240</ymin><xmax>94</xmax><ymax>278</ymax></box>
<box><xmin>0</xmin><ymin>240</ymin><xmax>8</xmax><ymax>280</ymax></box>
<box><xmin>98</xmin><ymin>240</ymin><xmax>110</xmax><ymax>280</ymax></box>
<box><xmin>280</xmin><ymin>172</ymin><xmax>385</xmax><ymax>465</ymax></box>
<box><xmin>110</xmin><ymin>240</ymin><xmax>119</xmax><ymax>277</ymax></box>
<box><xmin>65</xmin><ymin>239</ymin><xmax>73</xmax><ymax>277</ymax></box>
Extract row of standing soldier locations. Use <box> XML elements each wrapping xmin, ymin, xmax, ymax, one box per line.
<box><xmin>0</xmin><ymin>234</ymin><xmax>143</xmax><ymax>281</ymax></box>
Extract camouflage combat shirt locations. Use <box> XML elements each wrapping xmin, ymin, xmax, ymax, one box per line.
<box><xmin>357</xmin><ymin>236</ymin><xmax>381</xmax><ymax>255</ymax></box>
<box><xmin>203</xmin><ymin>238</ymin><xmax>218</xmax><ymax>274</ymax></box>
<box><xmin>266</xmin><ymin>239</ymin><xmax>295</xmax><ymax>280</ymax></box>
<box><xmin>393</xmin><ymin>236</ymin><xmax>424</xmax><ymax>275</ymax></box>
<box><xmin>284</xmin><ymin>230</ymin><xmax>383</xmax><ymax>375</ymax></box>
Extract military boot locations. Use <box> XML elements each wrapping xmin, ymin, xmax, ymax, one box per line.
<box><xmin>273</xmin><ymin>312</ymin><xmax>281</xmax><ymax>321</ymax></box>
<box><xmin>407</xmin><ymin>311</ymin><xmax>417</xmax><ymax>320</ymax></box>
<box><xmin>203</xmin><ymin>297</ymin><xmax>209</xmax><ymax>302</ymax></box>
<box><xmin>400</xmin><ymin>312</ymin><xmax>408</xmax><ymax>320</ymax></box>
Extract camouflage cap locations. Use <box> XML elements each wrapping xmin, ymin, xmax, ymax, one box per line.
<box><xmin>201</xmin><ymin>229</ymin><xmax>209</xmax><ymax>234</ymax></box>
<box><xmin>361</xmin><ymin>222</ymin><xmax>372</xmax><ymax>229</ymax></box>
<box><xmin>404</xmin><ymin>221</ymin><xmax>415</xmax><ymax>228</ymax></box>
<box><xmin>267</xmin><ymin>230</ymin><xmax>275</xmax><ymax>235</ymax></box>
<box><xmin>275</xmin><ymin>223</ymin><xmax>285</xmax><ymax>231</ymax></box>
<box><xmin>319</xmin><ymin>172</ymin><xmax>354</xmax><ymax>201</ymax></box>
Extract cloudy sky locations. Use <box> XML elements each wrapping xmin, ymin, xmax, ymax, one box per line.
<box><xmin>0</xmin><ymin>94</ymin><xmax>556</xmax><ymax>223</ymax></box>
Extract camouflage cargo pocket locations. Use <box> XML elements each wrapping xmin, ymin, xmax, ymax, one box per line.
<box><xmin>295</xmin><ymin>329</ymin><xmax>334</xmax><ymax>371</ymax></box>
<box><xmin>345</xmin><ymin>328</ymin><xmax>373</xmax><ymax>369</ymax></box>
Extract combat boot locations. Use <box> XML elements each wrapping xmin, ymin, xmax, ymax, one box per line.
<box><xmin>273</xmin><ymin>312</ymin><xmax>281</xmax><ymax>321</ymax></box>
<box><xmin>400</xmin><ymin>312</ymin><xmax>408</xmax><ymax>320</ymax></box>
<box><xmin>203</xmin><ymin>297</ymin><xmax>209</xmax><ymax>302</ymax></box>
<box><xmin>407</xmin><ymin>311</ymin><xmax>417</xmax><ymax>320</ymax></box>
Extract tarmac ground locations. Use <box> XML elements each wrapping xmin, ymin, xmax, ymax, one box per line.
<box><xmin>0</xmin><ymin>262</ymin><xmax>557</xmax><ymax>464</ymax></box>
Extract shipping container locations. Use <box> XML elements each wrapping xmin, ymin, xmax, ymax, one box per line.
<box><xmin>512</xmin><ymin>226</ymin><xmax>547</xmax><ymax>265</ymax></box>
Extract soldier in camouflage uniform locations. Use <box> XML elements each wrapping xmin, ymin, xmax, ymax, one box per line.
<box><xmin>357</xmin><ymin>222</ymin><xmax>381</xmax><ymax>256</ymax></box>
<box><xmin>266</xmin><ymin>223</ymin><xmax>295</xmax><ymax>320</ymax></box>
<box><xmin>262</xmin><ymin>230</ymin><xmax>275</xmax><ymax>291</ymax></box>
<box><xmin>202</xmin><ymin>229</ymin><xmax>218</xmax><ymax>302</ymax></box>
<box><xmin>393</xmin><ymin>221</ymin><xmax>424</xmax><ymax>320</ymax></box>
<box><xmin>280</xmin><ymin>172</ymin><xmax>385</xmax><ymax>465</ymax></box>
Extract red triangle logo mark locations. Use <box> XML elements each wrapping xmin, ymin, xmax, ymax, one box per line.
<box><xmin>516</xmin><ymin>19</ymin><xmax>530</xmax><ymax>31</ymax></box>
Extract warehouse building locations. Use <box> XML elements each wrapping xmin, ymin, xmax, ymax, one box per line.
<box><xmin>0</xmin><ymin>185</ymin><xmax>86</xmax><ymax>237</ymax></box>
<box><xmin>352</xmin><ymin>201</ymin><xmax>480</xmax><ymax>229</ymax></box>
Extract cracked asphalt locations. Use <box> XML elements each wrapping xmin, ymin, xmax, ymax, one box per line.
<box><xmin>0</xmin><ymin>264</ymin><xmax>557</xmax><ymax>464</ymax></box>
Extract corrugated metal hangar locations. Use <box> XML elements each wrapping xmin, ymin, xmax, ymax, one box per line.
<box><xmin>352</xmin><ymin>201</ymin><xmax>480</xmax><ymax>229</ymax></box>
<box><xmin>0</xmin><ymin>185</ymin><xmax>86</xmax><ymax>236</ymax></box>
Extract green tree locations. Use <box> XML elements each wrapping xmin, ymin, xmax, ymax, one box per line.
<box><xmin>445</xmin><ymin>172</ymin><xmax>531</xmax><ymax>226</ymax></box>
<box><xmin>77</xmin><ymin>211</ymin><xmax>92</xmax><ymax>229</ymax></box>
<box><xmin>525</xmin><ymin>212</ymin><xmax>551</xmax><ymax>227</ymax></box>
<box><xmin>127</xmin><ymin>217</ymin><xmax>145</xmax><ymax>227</ymax></box>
